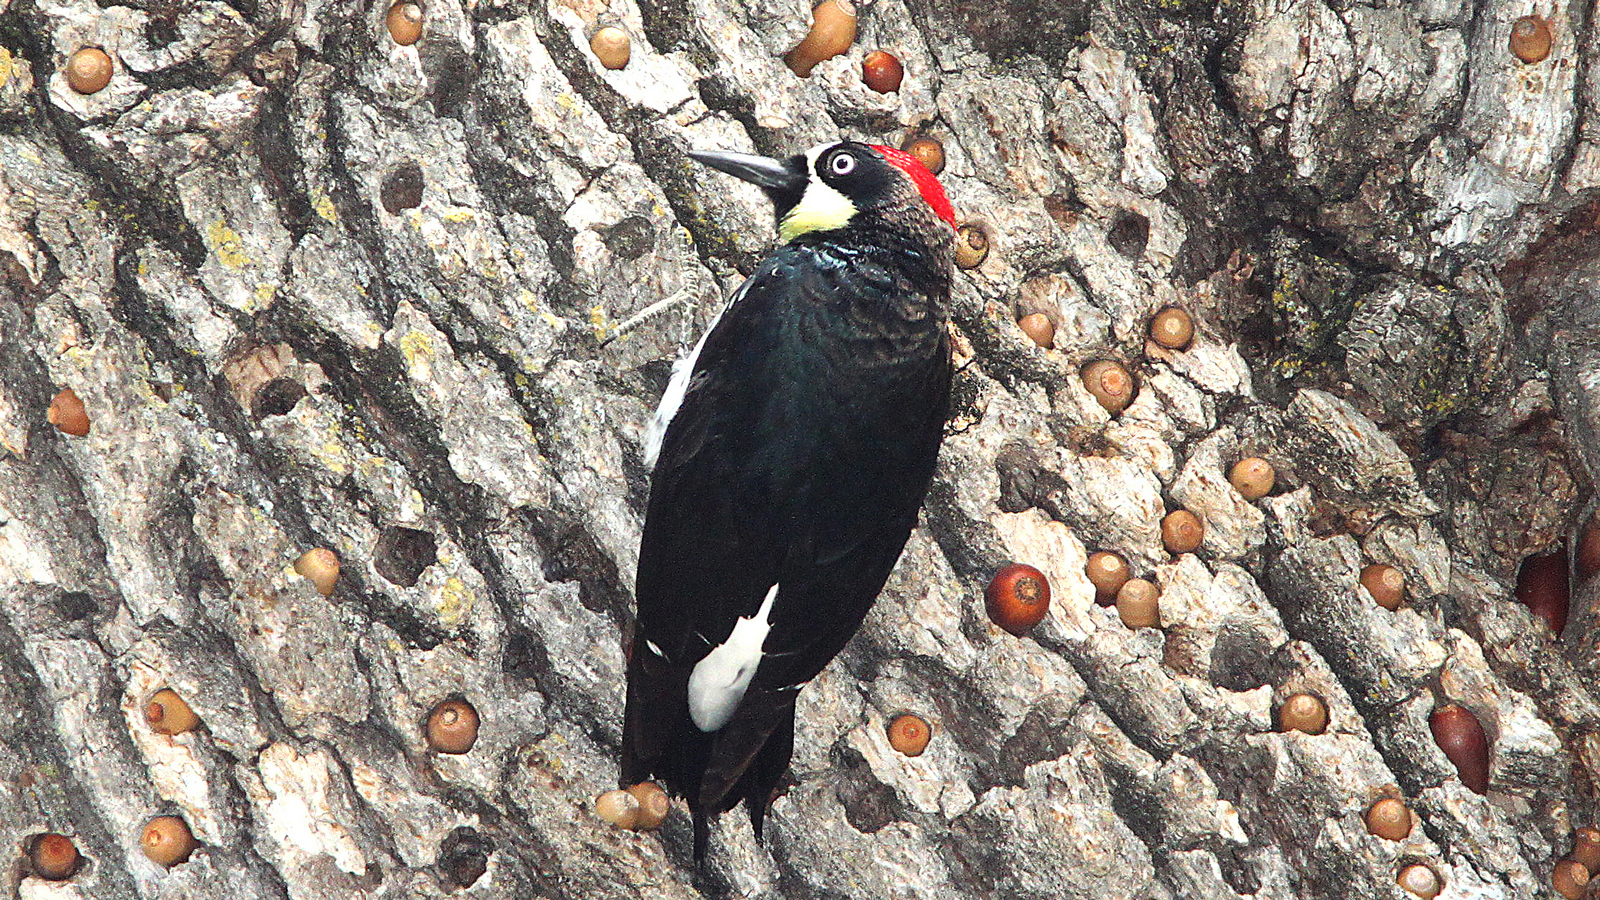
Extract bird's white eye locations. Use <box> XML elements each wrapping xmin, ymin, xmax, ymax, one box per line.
<box><xmin>828</xmin><ymin>151</ymin><xmax>857</xmax><ymax>176</ymax></box>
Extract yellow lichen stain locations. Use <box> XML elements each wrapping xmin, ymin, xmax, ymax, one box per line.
<box><xmin>398</xmin><ymin>330</ymin><xmax>433</xmax><ymax>374</ymax></box>
<box><xmin>0</xmin><ymin>48</ymin><xmax>12</xmax><ymax>89</ymax></box>
<box><xmin>588</xmin><ymin>305</ymin><xmax>612</xmax><ymax>341</ymax></box>
<box><xmin>556</xmin><ymin>92</ymin><xmax>577</xmax><ymax>110</ymax></box>
<box><xmin>319</xmin><ymin>443</ymin><xmax>350</xmax><ymax>475</ymax></box>
<box><xmin>437</xmin><ymin>577</ymin><xmax>472</xmax><ymax>626</ymax></box>
<box><xmin>312</xmin><ymin>192</ymin><xmax>339</xmax><ymax>225</ymax></box>
<box><xmin>252</xmin><ymin>283</ymin><xmax>278</xmax><ymax>310</ymax></box>
<box><xmin>540</xmin><ymin>310</ymin><xmax>564</xmax><ymax>330</ymax></box>
<box><xmin>518</xmin><ymin>289</ymin><xmax>538</xmax><ymax>312</ymax></box>
<box><xmin>443</xmin><ymin>209</ymin><xmax>476</xmax><ymax>224</ymax></box>
<box><xmin>206</xmin><ymin>220</ymin><xmax>252</xmax><ymax>268</ymax></box>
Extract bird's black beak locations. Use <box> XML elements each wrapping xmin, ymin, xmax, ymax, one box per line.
<box><xmin>688</xmin><ymin>149</ymin><xmax>808</xmax><ymax>196</ymax></box>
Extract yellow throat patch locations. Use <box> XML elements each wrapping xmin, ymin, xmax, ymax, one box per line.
<box><xmin>779</xmin><ymin>146</ymin><xmax>857</xmax><ymax>242</ymax></box>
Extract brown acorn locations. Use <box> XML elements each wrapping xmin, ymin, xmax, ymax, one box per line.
<box><xmin>1572</xmin><ymin>826</ymin><xmax>1600</xmax><ymax>872</ymax></box>
<box><xmin>1081</xmin><ymin>360</ymin><xmax>1135</xmax><ymax>415</ymax></box>
<box><xmin>1276</xmin><ymin>692</ymin><xmax>1329</xmax><ymax>735</ymax></box>
<box><xmin>426</xmin><ymin>698</ymin><xmax>480</xmax><ymax>754</ymax></box>
<box><xmin>1115</xmin><ymin>578</ymin><xmax>1160</xmax><ymax>629</ymax></box>
<box><xmin>1397</xmin><ymin>863</ymin><xmax>1441</xmax><ymax>899</ymax></box>
<box><xmin>145</xmin><ymin>688</ymin><xmax>200</xmax><ymax>735</ymax></box>
<box><xmin>984</xmin><ymin>563</ymin><xmax>1050</xmax><ymax>636</ymax></box>
<box><xmin>1429</xmin><ymin>703</ymin><xmax>1489</xmax><ymax>794</ymax></box>
<box><xmin>1516</xmin><ymin>550</ymin><xmax>1569</xmax><ymax>634</ymax></box>
<box><xmin>1161</xmin><ymin>509</ymin><xmax>1203</xmax><ymax>555</ymax></box>
<box><xmin>294</xmin><ymin>548</ymin><xmax>340</xmax><ymax>597</ymax></box>
<box><xmin>1017</xmin><ymin>313</ymin><xmax>1054</xmax><ymax>349</ymax></box>
<box><xmin>48</xmin><ymin>387</ymin><xmax>90</xmax><ymax>437</ymax></box>
<box><xmin>1085</xmin><ymin>551</ymin><xmax>1130</xmax><ymax>606</ymax></box>
<box><xmin>627</xmin><ymin>781</ymin><xmax>670</xmax><ymax>830</ymax></box>
<box><xmin>1364</xmin><ymin>797</ymin><xmax>1412</xmax><ymax>841</ymax></box>
<box><xmin>887</xmin><ymin>713</ymin><xmax>931</xmax><ymax>756</ymax></box>
<box><xmin>140</xmin><ymin>816</ymin><xmax>196</xmax><ymax>867</ymax></box>
<box><xmin>594</xmin><ymin>789</ymin><xmax>640</xmax><ymax>829</ymax></box>
<box><xmin>590</xmin><ymin>26</ymin><xmax>631</xmax><ymax>70</ymax></box>
<box><xmin>28</xmin><ymin>832</ymin><xmax>80</xmax><ymax>880</ymax></box>
<box><xmin>1509</xmin><ymin>14</ymin><xmax>1552</xmax><ymax>64</ymax></box>
<box><xmin>862</xmin><ymin>50</ymin><xmax>903</xmax><ymax>93</ymax></box>
<box><xmin>1228</xmin><ymin>457</ymin><xmax>1276</xmax><ymax>501</ymax></box>
<box><xmin>66</xmin><ymin>48</ymin><xmax>113</xmax><ymax>95</ymax></box>
<box><xmin>1149</xmin><ymin>307</ymin><xmax>1194</xmax><ymax>350</ymax></box>
<box><xmin>1553</xmin><ymin>858</ymin><xmax>1589</xmax><ymax>900</ymax></box>
<box><xmin>901</xmin><ymin>136</ymin><xmax>945</xmax><ymax>175</ymax></box>
<box><xmin>386</xmin><ymin>2</ymin><xmax>424</xmax><ymax>46</ymax></box>
<box><xmin>785</xmin><ymin>0</ymin><xmax>857</xmax><ymax>77</ymax></box>
<box><xmin>955</xmin><ymin>223</ymin><xmax>989</xmax><ymax>269</ymax></box>
<box><xmin>1360</xmin><ymin>563</ymin><xmax>1406</xmax><ymax>611</ymax></box>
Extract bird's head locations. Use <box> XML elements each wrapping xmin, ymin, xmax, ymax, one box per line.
<box><xmin>689</xmin><ymin>141</ymin><xmax>956</xmax><ymax>247</ymax></box>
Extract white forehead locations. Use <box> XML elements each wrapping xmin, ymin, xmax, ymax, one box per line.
<box><xmin>803</xmin><ymin>142</ymin><xmax>848</xmax><ymax>168</ymax></box>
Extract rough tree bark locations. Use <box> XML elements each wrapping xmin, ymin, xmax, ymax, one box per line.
<box><xmin>1</xmin><ymin>0</ymin><xmax>1598</xmax><ymax>897</ymax></box>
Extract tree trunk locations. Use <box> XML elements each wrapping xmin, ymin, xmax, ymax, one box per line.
<box><xmin>1</xmin><ymin>0</ymin><xmax>1598</xmax><ymax>897</ymax></box>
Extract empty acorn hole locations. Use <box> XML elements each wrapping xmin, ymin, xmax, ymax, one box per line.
<box><xmin>375</xmin><ymin>526</ymin><xmax>438</xmax><ymax>587</ymax></box>
<box><xmin>438</xmin><ymin>826</ymin><xmax>493</xmax><ymax>887</ymax></box>
<box><xmin>381</xmin><ymin>161</ymin><xmax>425</xmax><ymax>215</ymax></box>
<box><xmin>251</xmin><ymin>377</ymin><xmax>307</xmax><ymax>419</ymax></box>
<box><xmin>1107</xmin><ymin>209</ymin><xmax>1150</xmax><ymax>259</ymax></box>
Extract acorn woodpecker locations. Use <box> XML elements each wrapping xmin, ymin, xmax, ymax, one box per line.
<box><xmin>622</xmin><ymin>140</ymin><xmax>957</xmax><ymax>858</ymax></box>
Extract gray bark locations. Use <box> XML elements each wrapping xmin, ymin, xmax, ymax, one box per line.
<box><xmin>1</xmin><ymin>0</ymin><xmax>1598</xmax><ymax>897</ymax></box>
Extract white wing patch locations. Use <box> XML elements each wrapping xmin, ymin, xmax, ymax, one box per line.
<box><xmin>642</xmin><ymin>286</ymin><xmax>744</xmax><ymax>470</ymax></box>
<box><xmin>687</xmin><ymin>584</ymin><xmax>779</xmax><ymax>732</ymax></box>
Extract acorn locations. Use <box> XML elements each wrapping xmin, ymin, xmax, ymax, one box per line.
<box><xmin>140</xmin><ymin>815</ymin><xmax>196</xmax><ymax>867</ymax></box>
<box><xmin>1553</xmin><ymin>859</ymin><xmax>1590</xmax><ymax>900</ymax></box>
<box><xmin>1161</xmin><ymin>509</ymin><xmax>1203</xmax><ymax>555</ymax></box>
<box><xmin>1085</xmin><ymin>551</ymin><xmax>1130</xmax><ymax>606</ymax></box>
<box><xmin>1509</xmin><ymin>14</ymin><xmax>1552</xmax><ymax>64</ymax></box>
<box><xmin>1115</xmin><ymin>578</ymin><xmax>1160</xmax><ymax>629</ymax></box>
<box><xmin>785</xmin><ymin>0</ymin><xmax>857</xmax><ymax>77</ymax></box>
<box><xmin>627</xmin><ymin>781</ymin><xmax>670</xmax><ymax>830</ymax></box>
<box><xmin>1573</xmin><ymin>826</ymin><xmax>1600</xmax><ymax>872</ymax></box>
<box><xmin>28</xmin><ymin>832</ymin><xmax>80</xmax><ymax>881</ymax></box>
<box><xmin>48</xmin><ymin>387</ymin><xmax>90</xmax><ymax>437</ymax></box>
<box><xmin>294</xmin><ymin>548</ymin><xmax>340</xmax><ymax>597</ymax></box>
<box><xmin>594</xmin><ymin>789</ymin><xmax>640</xmax><ymax>829</ymax></box>
<box><xmin>901</xmin><ymin>136</ymin><xmax>945</xmax><ymax>175</ymax></box>
<box><xmin>386</xmin><ymin>2</ymin><xmax>424</xmax><ymax>46</ymax></box>
<box><xmin>887</xmin><ymin>713</ymin><xmax>931</xmax><ymax>756</ymax></box>
<box><xmin>1360</xmin><ymin>563</ymin><xmax>1406</xmax><ymax>611</ymax></box>
<box><xmin>1081</xmin><ymin>360</ymin><xmax>1135</xmax><ymax>415</ymax></box>
<box><xmin>590</xmin><ymin>26</ymin><xmax>631</xmax><ymax>70</ymax></box>
<box><xmin>862</xmin><ymin>50</ymin><xmax>903</xmax><ymax>93</ymax></box>
<box><xmin>1516</xmin><ymin>550</ymin><xmax>1569</xmax><ymax>634</ymax></box>
<box><xmin>1397</xmin><ymin>863</ymin><xmax>1441</xmax><ymax>899</ymax></box>
<box><xmin>954</xmin><ymin>223</ymin><xmax>989</xmax><ymax>269</ymax></box>
<box><xmin>1364</xmin><ymin>797</ymin><xmax>1412</xmax><ymax>841</ymax></box>
<box><xmin>1017</xmin><ymin>313</ymin><xmax>1054</xmax><ymax>349</ymax></box>
<box><xmin>145</xmin><ymin>688</ymin><xmax>200</xmax><ymax>735</ymax></box>
<box><xmin>66</xmin><ymin>47</ymin><xmax>113</xmax><ymax>95</ymax></box>
<box><xmin>1149</xmin><ymin>307</ymin><xmax>1194</xmax><ymax>350</ymax></box>
<box><xmin>984</xmin><ymin>563</ymin><xmax>1050</xmax><ymax>636</ymax></box>
<box><xmin>426</xmin><ymin>698</ymin><xmax>480</xmax><ymax>754</ymax></box>
<box><xmin>1228</xmin><ymin>457</ymin><xmax>1276</xmax><ymax>501</ymax></box>
<box><xmin>1276</xmin><ymin>692</ymin><xmax>1328</xmax><ymax>735</ymax></box>
<box><xmin>1429</xmin><ymin>703</ymin><xmax>1489</xmax><ymax>794</ymax></box>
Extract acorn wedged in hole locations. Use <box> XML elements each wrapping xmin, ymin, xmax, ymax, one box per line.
<box><xmin>1081</xmin><ymin>360</ymin><xmax>1134</xmax><ymax>415</ymax></box>
<box><xmin>1276</xmin><ymin>692</ymin><xmax>1328</xmax><ymax>734</ymax></box>
<box><xmin>1149</xmin><ymin>307</ymin><xmax>1193</xmax><ymax>350</ymax></box>
<box><xmin>627</xmin><ymin>781</ymin><xmax>670</xmax><ymax>830</ymax></box>
<box><xmin>955</xmin><ymin>223</ymin><xmax>988</xmax><ymax>269</ymax></box>
<box><xmin>1161</xmin><ymin>509</ymin><xmax>1203</xmax><ymax>555</ymax></box>
<box><xmin>590</xmin><ymin>26</ymin><xmax>631</xmax><ymax>69</ymax></box>
<box><xmin>1115</xmin><ymin>578</ymin><xmax>1159</xmax><ymax>629</ymax></box>
<box><xmin>1510</xmin><ymin>14</ymin><xmax>1551</xmax><ymax>64</ymax></box>
<box><xmin>426</xmin><ymin>698</ymin><xmax>480</xmax><ymax>754</ymax></box>
<box><xmin>1361</xmin><ymin>563</ymin><xmax>1405</xmax><ymax>611</ymax></box>
<box><xmin>294</xmin><ymin>548</ymin><xmax>340</xmax><ymax>596</ymax></box>
<box><xmin>887</xmin><ymin>713</ymin><xmax>931</xmax><ymax>756</ymax></box>
<box><xmin>1516</xmin><ymin>550</ymin><xmax>1569</xmax><ymax>634</ymax></box>
<box><xmin>386</xmin><ymin>2</ymin><xmax>424</xmax><ymax>46</ymax></box>
<box><xmin>145</xmin><ymin>688</ymin><xmax>200</xmax><ymax>735</ymax></box>
<box><xmin>1228</xmin><ymin>457</ymin><xmax>1275</xmax><ymax>501</ymax></box>
<box><xmin>1017</xmin><ymin>313</ymin><xmax>1054</xmax><ymax>349</ymax></box>
<box><xmin>140</xmin><ymin>815</ymin><xmax>196</xmax><ymax>867</ymax></box>
<box><xmin>595</xmin><ymin>789</ymin><xmax>639</xmax><ymax>829</ymax></box>
<box><xmin>1397</xmin><ymin>863</ymin><xmax>1441</xmax><ymax>899</ymax></box>
<box><xmin>785</xmin><ymin>0</ymin><xmax>856</xmax><ymax>77</ymax></box>
<box><xmin>1085</xmin><ymin>551</ymin><xmax>1129</xmax><ymax>606</ymax></box>
<box><xmin>1429</xmin><ymin>703</ymin><xmax>1488</xmax><ymax>794</ymax></box>
<box><xmin>862</xmin><ymin>50</ymin><xmax>902</xmax><ymax>93</ymax></box>
<box><xmin>66</xmin><ymin>48</ymin><xmax>113</xmax><ymax>94</ymax></box>
<box><xmin>1364</xmin><ymin>797</ymin><xmax>1412</xmax><ymax>841</ymax></box>
<box><xmin>28</xmin><ymin>832</ymin><xmax>80</xmax><ymax>881</ymax></box>
<box><xmin>1573</xmin><ymin>826</ymin><xmax>1600</xmax><ymax>872</ymax></box>
<box><xmin>900</xmin><ymin>136</ymin><xmax>944</xmax><ymax>175</ymax></box>
<box><xmin>48</xmin><ymin>387</ymin><xmax>90</xmax><ymax>436</ymax></box>
<box><xmin>984</xmin><ymin>563</ymin><xmax>1050</xmax><ymax>636</ymax></box>
<box><xmin>1553</xmin><ymin>859</ymin><xmax>1590</xmax><ymax>900</ymax></box>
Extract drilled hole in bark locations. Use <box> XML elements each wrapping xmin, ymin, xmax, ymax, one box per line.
<box><xmin>380</xmin><ymin>162</ymin><xmax>425</xmax><ymax>214</ymax></box>
<box><xmin>252</xmin><ymin>377</ymin><xmax>307</xmax><ymax>419</ymax></box>
<box><xmin>438</xmin><ymin>826</ymin><xmax>493</xmax><ymax>887</ymax></box>
<box><xmin>1108</xmin><ymin>209</ymin><xmax>1150</xmax><ymax>259</ymax></box>
<box><xmin>374</xmin><ymin>527</ymin><xmax>437</xmax><ymax>587</ymax></box>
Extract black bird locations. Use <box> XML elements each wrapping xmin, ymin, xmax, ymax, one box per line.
<box><xmin>622</xmin><ymin>140</ymin><xmax>957</xmax><ymax>859</ymax></box>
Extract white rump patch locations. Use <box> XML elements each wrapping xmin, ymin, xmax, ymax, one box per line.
<box><xmin>687</xmin><ymin>584</ymin><xmax>779</xmax><ymax>732</ymax></box>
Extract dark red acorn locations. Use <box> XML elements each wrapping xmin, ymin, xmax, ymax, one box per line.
<box><xmin>985</xmin><ymin>563</ymin><xmax>1050</xmax><ymax>636</ymax></box>
<box><xmin>1516</xmin><ymin>549</ymin><xmax>1569</xmax><ymax>635</ymax></box>
<box><xmin>1429</xmin><ymin>703</ymin><xmax>1489</xmax><ymax>794</ymax></box>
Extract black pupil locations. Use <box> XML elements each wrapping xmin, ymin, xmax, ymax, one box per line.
<box><xmin>831</xmin><ymin>153</ymin><xmax>853</xmax><ymax>174</ymax></box>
